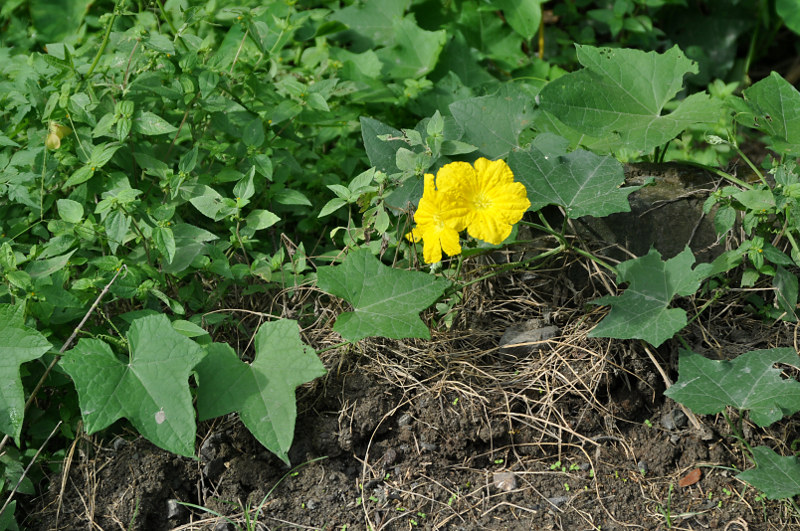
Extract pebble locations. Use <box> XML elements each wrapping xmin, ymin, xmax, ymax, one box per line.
<box><xmin>492</xmin><ymin>471</ymin><xmax>517</xmax><ymax>492</ymax></box>
<box><xmin>546</xmin><ymin>496</ymin><xmax>569</xmax><ymax>508</ymax></box>
<box><xmin>166</xmin><ymin>499</ymin><xmax>185</xmax><ymax>519</ymax></box>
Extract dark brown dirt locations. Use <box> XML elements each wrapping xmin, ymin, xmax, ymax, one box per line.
<box><xmin>22</xmin><ymin>250</ymin><xmax>800</xmax><ymax>531</ymax></box>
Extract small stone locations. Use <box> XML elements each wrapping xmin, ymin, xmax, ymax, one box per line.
<box><xmin>499</xmin><ymin>319</ymin><xmax>559</xmax><ymax>357</ymax></box>
<box><xmin>166</xmin><ymin>499</ymin><xmax>186</xmax><ymax>519</ymax></box>
<box><xmin>492</xmin><ymin>471</ymin><xmax>517</xmax><ymax>492</ymax></box>
<box><xmin>306</xmin><ymin>499</ymin><xmax>318</xmax><ymax>510</ymax></box>
<box><xmin>546</xmin><ymin>496</ymin><xmax>569</xmax><ymax>508</ymax></box>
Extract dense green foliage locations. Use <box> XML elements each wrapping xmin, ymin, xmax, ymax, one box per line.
<box><xmin>3</xmin><ymin>0</ymin><xmax>800</xmax><ymax>527</ymax></box>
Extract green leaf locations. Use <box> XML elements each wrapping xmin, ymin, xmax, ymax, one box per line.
<box><xmin>242</xmin><ymin>117</ymin><xmax>265</xmax><ymax>148</ymax></box>
<box><xmin>737</xmin><ymin>446</ymin><xmax>800</xmax><ymax>500</ymax></box>
<box><xmin>375</xmin><ymin>18</ymin><xmax>446</xmax><ymax>79</ymax></box>
<box><xmin>590</xmin><ymin>247</ymin><xmax>711</xmax><ymax>347</ymax></box>
<box><xmin>539</xmin><ymin>45</ymin><xmax>721</xmax><ymax>152</ymax></box>
<box><xmin>133</xmin><ymin>111</ymin><xmax>178</xmax><ymax>136</ymax></box>
<box><xmin>318</xmin><ymin>198</ymin><xmax>347</xmax><ymax>218</ymax></box>
<box><xmin>60</xmin><ymin>315</ymin><xmax>205</xmax><ymax>457</ymax></box>
<box><xmin>63</xmin><ymin>166</ymin><xmax>95</xmax><ymax>188</ymax></box>
<box><xmin>450</xmin><ymin>85</ymin><xmax>535</xmax><ymax>158</ymax></box>
<box><xmin>274</xmin><ymin>189</ymin><xmax>312</xmax><ymax>206</ymax></box>
<box><xmin>316</xmin><ymin>249</ymin><xmax>450</xmax><ymax>341</ymax></box>
<box><xmin>778</xmin><ymin>0</ymin><xmax>800</xmax><ymax>41</ymax></box>
<box><xmin>737</xmin><ymin>72</ymin><xmax>800</xmax><ymax>155</ymax></box>
<box><xmin>492</xmin><ymin>0</ymin><xmax>544</xmax><ymax>40</ymax></box>
<box><xmin>245</xmin><ymin>209</ymin><xmax>280</xmax><ymax>231</ymax></box>
<box><xmin>774</xmin><ymin>266</ymin><xmax>799</xmax><ymax>322</ymax></box>
<box><xmin>196</xmin><ymin>320</ymin><xmax>326</xmax><ymax>465</ymax></box>
<box><xmin>508</xmin><ymin>133</ymin><xmax>641</xmax><ymax>218</ymax></box>
<box><xmin>665</xmin><ymin>348</ymin><xmax>800</xmax><ymax>427</ymax></box>
<box><xmin>153</xmin><ymin>226</ymin><xmax>177</xmax><ymax>263</ymax></box>
<box><xmin>57</xmin><ymin>199</ymin><xmax>84</xmax><ymax>223</ymax></box>
<box><xmin>26</xmin><ymin>250</ymin><xmax>76</xmax><ymax>279</ymax></box>
<box><xmin>162</xmin><ymin>223</ymin><xmax>218</xmax><ymax>275</ymax></box>
<box><xmin>144</xmin><ymin>32</ymin><xmax>175</xmax><ymax>55</ymax></box>
<box><xmin>329</xmin><ymin>0</ymin><xmax>409</xmax><ymax>49</ymax></box>
<box><xmin>360</xmin><ymin>117</ymin><xmax>405</xmax><ymax>175</ymax></box>
<box><xmin>0</xmin><ymin>304</ymin><xmax>52</xmax><ymax>442</ymax></box>
<box><xmin>188</xmin><ymin>185</ymin><xmax>233</xmax><ymax>221</ymax></box>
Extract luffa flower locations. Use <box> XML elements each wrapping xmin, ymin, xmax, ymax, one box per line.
<box><xmin>407</xmin><ymin>158</ymin><xmax>530</xmax><ymax>263</ymax></box>
<box><xmin>406</xmin><ymin>174</ymin><xmax>468</xmax><ymax>264</ymax></box>
<box><xmin>438</xmin><ymin>158</ymin><xmax>530</xmax><ymax>245</ymax></box>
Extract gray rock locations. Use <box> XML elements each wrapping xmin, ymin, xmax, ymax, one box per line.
<box><xmin>499</xmin><ymin>319</ymin><xmax>559</xmax><ymax>357</ymax></box>
<box><xmin>577</xmin><ymin>162</ymin><xmax>723</xmax><ymax>262</ymax></box>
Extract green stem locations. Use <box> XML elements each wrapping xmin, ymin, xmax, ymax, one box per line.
<box><xmin>85</xmin><ymin>0</ymin><xmax>125</xmax><ymax>79</ymax></box>
<box><xmin>677</xmin><ymin>160</ymin><xmax>754</xmax><ymax>190</ymax></box>
<box><xmin>155</xmin><ymin>0</ymin><xmax>178</xmax><ymax>37</ymax></box>
<box><xmin>456</xmin><ymin>245</ymin><xmax>564</xmax><ymax>290</ymax></box>
<box><xmin>521</xmin><ymin>217</ymin><xmax>618</xmax><ymax>276</ymax></box>
<box><xmin>732</xmin><ymin>144</ymin><xmax>767</xmax><ymax>187</ymax></box>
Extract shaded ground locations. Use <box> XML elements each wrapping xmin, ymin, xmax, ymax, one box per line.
<box><xmin>23</xmin><ymin>239</ymin><xmax>800</xmax><ymax>530</ymax></box>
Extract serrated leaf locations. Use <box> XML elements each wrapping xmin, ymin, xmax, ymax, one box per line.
<box><xmin>60</xmin><ymin>315</ymin><xmax>205</xmax><ymax>457</ymax></box>
<box><xmin>450</xmin><ymin>85</ymin><xmax>535</xmax><ymax>158</ymax></box>
<box><xmin>539</xmin><ymin>45</ymin><xmax>721</xmax><ymax>152</ymax></box>
<box><xmin>737</xmin><ymin>446</ymin><xmax>800</xmax><ymax>499</ymax></box>
<box><xmin>316</xmin><ymin>249</ymin><xmax>450</xmax><ymax>341</ymax></box>
<box><xmin>196</xmin><ymin>320</ymin><xmax>326</xmax><ymax>465</ymax></box>
<box><xmin>133</xmin><ymin>111</ymin><xmax>178</xmax><ymax>136</ymax></box>
<box><xmin>590</xmin><ymin>247</ymin><xmax>711</xmax><ymax>346</ymax></box>
<box><xmin>508</xmin><ymin>133</ymin><xmax>640</xmax><ymax>218</ymax></box>
<box><xmin>665</xmin><ymin>348</ymin><xmax>800</xmax><ymax>427</ymax></box>
<box><xmin>0</xmin><ymin>304</ymin><xmax>52</xmax><ymax>442</ymax></box>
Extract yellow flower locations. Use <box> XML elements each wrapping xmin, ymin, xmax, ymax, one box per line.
<box><xmin>437</xmin><ymin>158</ymin><xmax>530</xmax><ymax>245</ymax></box>
<box><xmin>406</xmin><ymin>174</ymin><xmax>468</xmax><ymax>263</ymax></box>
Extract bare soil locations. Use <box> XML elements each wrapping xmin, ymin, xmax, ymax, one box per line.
<box><xmin>23</xmin><ymin>245</ymin><xmax>800</xmax><ymax>531</ymax></box>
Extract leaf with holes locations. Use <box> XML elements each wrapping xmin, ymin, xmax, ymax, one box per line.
<box><xmin>539</xmin><ymin>45</ymin><xmax>722</xmax><ymax>152</ymax></box>
<box><xmin>59</xmin><ymin>314</ymin><xmax>205</xmax><ymax>457</ymax></box>
<box><xmin>316</xmin><ymin>248</ymin><xmax>450</xmax><ymax>341</ymax></box>
<box><xmin>196</xmin><ymin>320</ymin><xmax>326</xmax><ymax>465</ymax></box>
<box><xmin>665</xmin><ymin>348</ymin><xmax>800</xmax><ymax>427</ymax></box>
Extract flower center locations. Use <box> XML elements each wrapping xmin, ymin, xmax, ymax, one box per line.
<box><xmin>471</xmin><ymin>193</ymin><xmax>492</xmax><ymax>211</ymax></box>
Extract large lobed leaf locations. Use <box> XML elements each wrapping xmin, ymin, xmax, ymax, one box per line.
<box><xmin>538</xmin><ymin>45</ymin><xmax>722</xmax><ymax>152</ymax></box>
<box><xmin>665</xmin><ymin>348</ymin><xmax>800</xmax><ymax>427</ymax></box>
<box><xmin>196</xmin><ymin>320</ymin><xmax>326</xmax><ymax>465</ymax></box>
<box><xmin>589</xmin><ymin>247</ymin><xmax>711</xmax><ymax>347</ymax></box>
<box><xmin>450</xmin><ymin>84</ymin><xmax>535</xmax><ymax>159</ymax></box>
<box><xmin>60</xmin><ymin>315</ymin><xmax>205</xmax><ymax>457</ymax></box>
<box><xmin>738</xmin><ymin>446</ymin><xmax>800</xmax><ymax>500</ymax></box>
<box><xmin>0</xmin><ymin>304</ymin><xmax>52</xmax><ymax>443</ymax></box>
<box><xmin>317</xmin><ymin>249</ymin><xmax>450</xmax><ymax>341</ymax></box>
<box><xmin>508</xmin><ymin>133</ymin><xmax>641</xmax><ymax>218</ymax></box>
